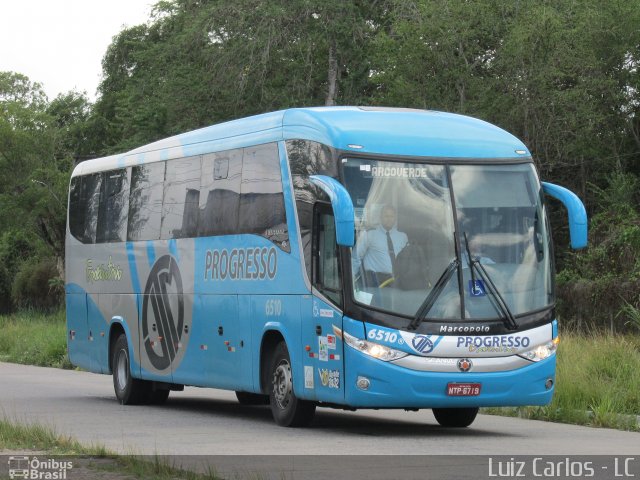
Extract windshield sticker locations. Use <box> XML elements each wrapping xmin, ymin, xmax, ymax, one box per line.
<box><xmin>469</xmin><ymin>279</ymin><xmax>487</xmax><ymax>296</ymax></box>
<box><xmin>320</xmin><ymin>309</ymin><xmax>334</xmax><ymax>318</ymax></box>
<box><xmin>354</xmin><ymin>290</ymin><xmax>373</xmax><ymax>305</ymax></box>
<box><xmin>327</xmin><ymin>335</ymin><xmax>336</xmax><ymax>350</ymax></box>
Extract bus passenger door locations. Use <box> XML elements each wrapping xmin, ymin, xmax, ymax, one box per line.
<box><xmin>306</xmin><ymin>203</ymin><xmax>345</xmax><ymax>403</ymax></box>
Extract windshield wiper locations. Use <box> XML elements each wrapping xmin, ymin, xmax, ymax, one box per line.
<box><xmin>408</xmin><ymin>258</ymin><xmax>458</xmax><ymax>331</ymax></box>
<box><xmin>463</xmin><ymin>232</ymin><xmax>518</xmax><ymax>331</ymax></box>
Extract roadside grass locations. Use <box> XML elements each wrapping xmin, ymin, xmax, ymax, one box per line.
<box><xmin>0</xmin><ymin>416</ymin><xmax>223</xmax><ymax>479</ymax></box>
<box><xmin>0</xmin><ymin>310</ymin><xmax>71</xmax><ymax>369</ymax></box>
<box><xmin>483</xmin><ymin>332</ymin><xmax>640</xmax><ymax>431</ymax></box>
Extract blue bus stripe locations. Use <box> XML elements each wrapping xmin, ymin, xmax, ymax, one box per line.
<box><xmin>146</xmin><ymin>241</ymin><xmax>156</xmax><ymax>268</ymax></box>
<box><xmin>126</xmin><ymin>241</ymin><xmax>141</xmax><ymax>298</ymax></box>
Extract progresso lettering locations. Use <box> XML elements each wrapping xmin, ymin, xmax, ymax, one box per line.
<box><xmin>204</xmin><ymin>247</ymin><xmax>277</xmax><ymax>281</ymax></box>
<box><xmin>456</xmin><ymin>336</ymin><xmax>530</xmax><ymax>349</ymax></box>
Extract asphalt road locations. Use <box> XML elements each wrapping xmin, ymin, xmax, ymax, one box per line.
<box><xmin>1</xmin><ymin>362</ymin><xmax>638</xmax><ymax>479</ymax></box>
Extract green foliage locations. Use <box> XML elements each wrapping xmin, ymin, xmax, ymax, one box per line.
<box><xmin>12</xmin><ymin>259</ymin><xmax>63</xmax><ymax>311</ymax></box>
<box><xmin>618</xmin><ymin>299</ymin><xmax>640</xmax><ymax>332</ymax></box>
<box><xmin>0</xmin><ymin>263</ymin><xmax>11</xmax><ymax>313</ymax></box>
<box><xmin>557</xmin><ymin>172</ymin><xmax>640</xmax><ymax>331</ymax></box>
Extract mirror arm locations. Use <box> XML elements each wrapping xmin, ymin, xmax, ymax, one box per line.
<box><xmin>309</xmin><ymin>175</ymin><xmax>355</xmax><ymax>247</ymax></box>
<box><xmin>542</xmin><ymin>182</ymin><xmax>588</xmax><ymax>250</ymax></box>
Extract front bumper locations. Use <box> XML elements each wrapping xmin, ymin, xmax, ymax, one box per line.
<box><xmin>344</xmin><ymin>346</ymin><xmax>555</xmax><ymax>409</ymax></box>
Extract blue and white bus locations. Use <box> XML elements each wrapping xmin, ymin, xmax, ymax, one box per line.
<box><xmin>65</xmin><ymin>107</ymin><xmax>587</xmax><ymax>427</ymax></box>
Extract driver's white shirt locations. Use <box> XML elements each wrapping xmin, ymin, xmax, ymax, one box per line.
<box><xmin>352</xmin><ymin>225</ymin><xmax>408</xmax><ymax>275</ymax></box>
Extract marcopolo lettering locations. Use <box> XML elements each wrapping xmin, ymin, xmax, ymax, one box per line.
<box><xmin>440</xmin><ymin>325</ymin><xmax>490</xmax><ymax>333</ymax></box>
<box><xmin>456</xmin><ymin>336</ymin><xmax>531</xmax><ymax>349</ymax></box>
<box><xmin>204</xmin><ymin>246</ymin><xmax>278</xmax><ymax>281</ymax></box>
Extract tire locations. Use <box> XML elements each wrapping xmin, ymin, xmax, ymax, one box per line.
<box><xmin>146</xmin><ymin>388</ymin><xmax>170</xmax><ymax>405</ymax></box>
<box><xmin>432</xmin><ymin>407</ymin><xmax>479</xmax><ymax>428</ymax></box>
<box><xmin>236</xmin><ymin>391</ymin><xmax>269</xmax><ymax>405</ymax></box>
<box><xmin>268</xmin><ymin>341</ymin><xmax>316</xmax><ymax>427</ymax></box>
<box><xmin>112</xmin><ymin>334</ymin><xmax>150</xmax><ymax>405</ymax></box>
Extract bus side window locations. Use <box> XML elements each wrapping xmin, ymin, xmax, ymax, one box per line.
<box><xmin>69</xmin><ymin>177</ymin><xmax>84</xmax><ymax>241</ymax></box>
<box><xmin>81</xmin><ymin>172</ymin><xmax>102</xmax><ymax>244</ymax></box>
<box><xmin>161</xmin><ymin>156</ymin><xmax>201</xmax><ymax>239</ymax></box>
<box><xmin>313</xmin><ymin>205</ymin><xmax>342</xmax><ymax>307</ymax></box>
<box><xmin>239</xmin><ymin>143</ymin><xmax>290</xmax><ymax>251</ymax></box>
<box><xmin>127</xmin><ymin>162</ymin><xmax>165</xmax><ymax>241</ymax></box>
<box><xmin>199</xmin><ymin>149</ymin><xmax>242</xmax><ymax>237</ymax></box>
<box><xmin>96</xmin><ymin>168</ymin><xmax>129</xmax><ymax>243</ymax></box>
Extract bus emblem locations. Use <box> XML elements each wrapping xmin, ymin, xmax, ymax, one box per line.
<box><xmin>411</xmin><ymin>335</ymin><xmax>434</xmax><ymax>354</ymax></box>
<box><xmin>142</xmin><ymin>255</ymin><xmax>186</xmax><ymax>371</ymax></box>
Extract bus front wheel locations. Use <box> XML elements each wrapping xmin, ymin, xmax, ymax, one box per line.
<box><xmin>268</xmin><ymin>341</ymin><xmax>316</xmax><ymax>427</ymax></box>
<box><xmin>432</xmin><ymin>407</ymin><xmax>479</xmax><ymax>428</ymax></box>
<box><xmin>112</xmin><ymin>334</ymin><xmax>149</xmax><ymax>405</ymax></box>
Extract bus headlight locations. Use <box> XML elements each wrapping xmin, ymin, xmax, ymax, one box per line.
<box><xmin>342</xmin><ymin>331</ymin><xmax>408</xmax><ymax>362</ymax></box>
<box><xmin>518</xmin><ymin>337</ymin><xmax>559</xmax><ymax>362</ymax></box>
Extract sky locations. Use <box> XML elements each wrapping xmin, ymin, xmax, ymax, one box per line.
<box><xmin>0</xmin><ymin>0</ymin><xmax>154</xmax><ymax>101</ymax></box>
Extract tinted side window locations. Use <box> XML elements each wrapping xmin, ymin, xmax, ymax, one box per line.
<box><xmin>97</xmin><ymin>169</ymin><xmax>129</xmax><ymax>243</ymax></box>
<box><xmin>199</xmin><ymin>149</ymin><xmax>242</xmax><ymax>237</ymax></box>
<box><xmin>68</xmin><ymin>177</ymin><xmax>84</xmax><ymax>241</ymax></box>
<box><xmin>239</xmin><ymin>143</ymin><xmax>289</xmax><ymax>251</ymax></box>
<box><xmin>286</xmin><ymin>139</ymin><xmax>337</xmax><ymax>177</ymax></box>
<box><xmin>81</xmin><ymin>173</ymin><xmax>102</xmax><ymax>244</ymax></box>
<box><xmin>128</xmin><ymin>162</ymin><xmax>165</xmax><ymax>241</ymax></box>
<box><xmin>285</xmin><ymin>140</ymin><xmax>337</xmax><ymax>278</ymax></box>
<box><xmin>314</xmin><ymin>208</ymin><xmax>342</xmax><ymax>306</ymax></box>
<box><xmin>161</xmin><ymin>156</ymin><xmax>201</xmax><ymax>239</ymax></box>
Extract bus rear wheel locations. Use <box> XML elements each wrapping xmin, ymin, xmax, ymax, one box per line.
<box><xmin>112</xmin><ymin>334</ymin><xmax>150</xmax><ymax>405</ymax></box>
<box><xmin>432</xmin><ymin>407</ymin><xmax>479</xmax><ymax>428</ymax></box>
<box><xmin>268</xmin><ymin>341</ymin><xmax>316</xmax><ymax>427</ymax></box>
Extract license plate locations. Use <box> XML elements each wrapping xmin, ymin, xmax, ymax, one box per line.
<box><xmin>446</xmin><ymin>383</ymin><xmax>481</xmax><ymax>396</ymax></box>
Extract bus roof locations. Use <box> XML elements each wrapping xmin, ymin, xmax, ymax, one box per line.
<box><xmin>72</xmin><ymin>107</ymin><xmax>531</xmax><ymax>176</ymax></box>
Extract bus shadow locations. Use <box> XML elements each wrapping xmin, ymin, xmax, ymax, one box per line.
<box><xmin>90</xmin><ymin>393</ymin><xmax>517</xmax><ymax>438</ymax></box>
<box><xmin>311</xmin><ymin>409</ymin><xmax>517</xmax><ymax>438</ymax></box>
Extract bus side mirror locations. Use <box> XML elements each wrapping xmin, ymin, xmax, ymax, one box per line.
<box><xmin>542</xmin><ymin>182</ymin><xmax>588</xmax><ymax>250</ymax></box>
<box><xmin>309</xmin><ymin>175</ymin><xmax>355</xmax><ymax>247</ymax></box>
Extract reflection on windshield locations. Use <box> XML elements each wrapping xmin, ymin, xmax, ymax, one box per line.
<box><xmin>344</xmin><ymin>159</ymin><xmax>553</xmax><ymax>321</ymax></box>
<box><xmin>346</xmin><ymin>159</ymin><xmax>460</xmax><ymax>318</ymax></box>
<box><xmin>451</xmin><ymin>164</ymin><xmax>553</xmax><ymax>318</ymax></box>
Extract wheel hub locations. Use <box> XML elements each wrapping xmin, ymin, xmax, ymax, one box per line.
<box><xmin>272</xmin><ymin>360</ymin><xmax>292</xmax><ymax>409</ymax></box>
<box><xmin>116</xmin><ymin>349</ymin><xmax>128</xmax><ymax>391</ymax></box>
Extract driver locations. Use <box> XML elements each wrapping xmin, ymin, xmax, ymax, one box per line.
<box><xmin>353</xmin><ymin>205</ymin><xmax>408</xmax><ymax>287</ymax></box>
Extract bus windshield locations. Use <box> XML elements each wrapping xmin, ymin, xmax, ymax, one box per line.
<box><xmin>343</xmin><ymin>159</ymin><xmax>553</xmax><ymax>322</ymax></box>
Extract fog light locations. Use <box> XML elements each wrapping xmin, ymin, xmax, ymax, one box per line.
<box><xmin>545</xmin><ymin>378</ymin><xmax>554</xmax><ymax>390</ymax></box>
<box><xmin>356</xmin><ymin>376</ymin><xmax>370</xmax><ymax>390</ymax></box>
